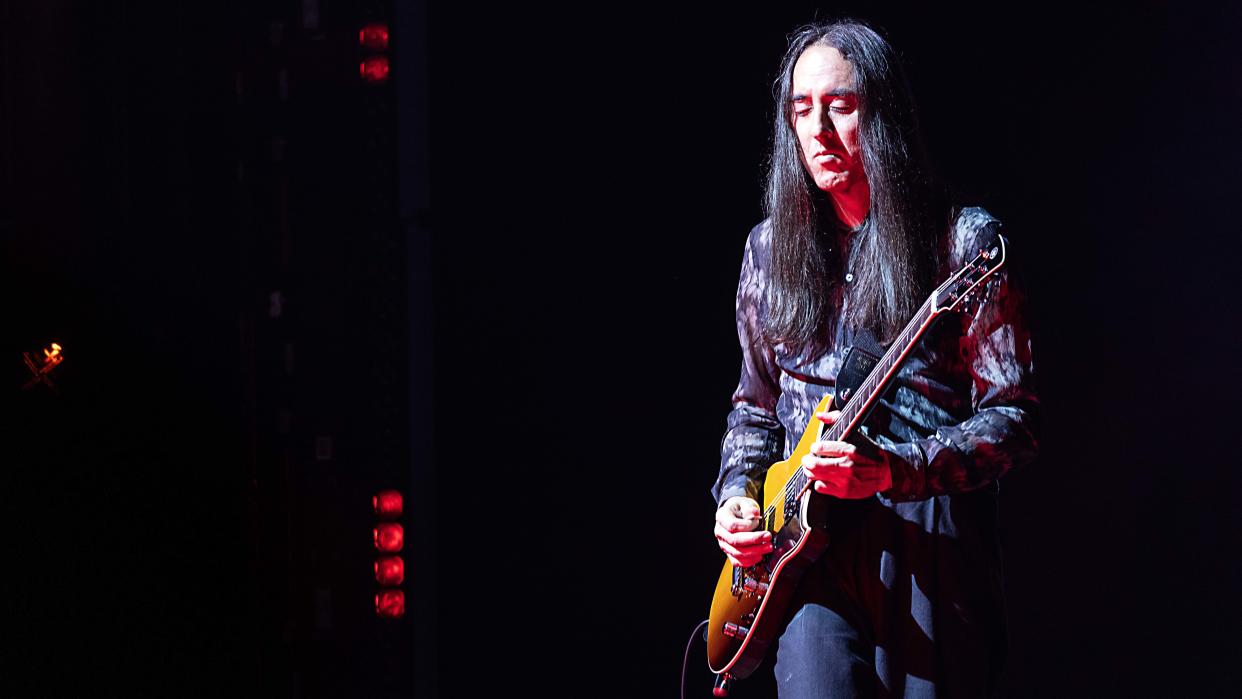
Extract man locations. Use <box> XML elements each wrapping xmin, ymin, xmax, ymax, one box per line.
<box><xmin>711</xmin><ymin>20</ymin><xmax>1038</xmax><ymax>698</ymax></box>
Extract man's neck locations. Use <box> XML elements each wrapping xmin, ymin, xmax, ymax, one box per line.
<box><xmin>828</xmin><ymin>182</ymin><xmax>870</xmax><ymax>230</ymax></box>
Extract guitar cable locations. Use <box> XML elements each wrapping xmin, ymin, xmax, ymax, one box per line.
<box><xmin>682</xmin><ymin>619</ymin><xmax>710</xmax><ymax>699</ymax></box>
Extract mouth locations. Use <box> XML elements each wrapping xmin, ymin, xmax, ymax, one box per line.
<box><xmin>814</xmin><ymin>151</ymin><xmax>845</xmax><ymax>164</ymax></box>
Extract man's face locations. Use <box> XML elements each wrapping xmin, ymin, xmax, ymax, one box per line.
<box><xmin>789</xmin><ymin>44</ymin><xmax>865</xmax><ymax>196</ymax></box>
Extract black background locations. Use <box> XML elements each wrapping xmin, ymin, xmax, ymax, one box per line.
<box><xmin>3</xmin><ymin>1</ymin><xmax>1240</xmax><ymax>696</ymax></box>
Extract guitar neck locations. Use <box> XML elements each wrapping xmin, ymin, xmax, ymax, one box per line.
<box><xmin>778</xmin><ymin>234</ymin><xmax>1005</xmax><ymax>503</ymax></box>
<box><xmin>784</xmin><ymin>297</ymin><xmax>939</xmax><ymax>499</ymax></box>
<box><xmin>829</xmin><ymin>298</ymin><xmax>936</xmax><ymax>442</ymax></box>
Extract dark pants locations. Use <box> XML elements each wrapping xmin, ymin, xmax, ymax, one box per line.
<box><xmin>774</xmin><ymin>602</ymin><xmax>874</xmax><ymax>699</ymax></box>
<box><xmin>769</xmin><ymin>495</ymin><xmax>1004</xmax><ymax>699</ymax></box>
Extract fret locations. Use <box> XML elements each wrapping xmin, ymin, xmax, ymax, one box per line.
<box><xmin>782</xmin><ymin>235</ymin><xmax>1005</xmax><ymax>501</ymax></box>
<box><xmin>819</xmin><ymin>299</ymin><xmax>933</xmax><ymax>445</ymax></box>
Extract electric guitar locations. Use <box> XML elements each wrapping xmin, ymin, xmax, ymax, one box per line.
<box><xmin>706</xmin><ymin>235</ymin><xmax>1007</xmax><ymax>696</ymax></box>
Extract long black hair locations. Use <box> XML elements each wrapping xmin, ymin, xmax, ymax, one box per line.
<box><xmin>764</xmin><ymin>20</ymin><xmax>945</xmax><ymax>347</ymax></box>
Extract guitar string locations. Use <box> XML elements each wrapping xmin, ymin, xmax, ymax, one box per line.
<box><xmin>760</xmin><ymin>250</ymin><xmax>995</xmax><ymax>527</ymax></box>
<box><xmin>761</xmin><ymin>293</ymin><xmax>934</xmax><ymax>525</ymax></box>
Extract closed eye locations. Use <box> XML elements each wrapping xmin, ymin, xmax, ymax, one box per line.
<box><xmin>829</xmin><ymin>97</ymin><xmax>857</xmax><ymax>114</ymax></box>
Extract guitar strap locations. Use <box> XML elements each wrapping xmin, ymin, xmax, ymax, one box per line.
<box><xmin>832</xmin><ymin>326</ymin><xmax>885</xmax><ymax>412</ymax></box>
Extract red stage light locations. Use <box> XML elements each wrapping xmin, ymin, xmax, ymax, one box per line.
<box><xmin>375</xmin><ymin>589</ymin><xmax>405</xmax><ymax>619</ymax></box>
<box><xmin>374</xmin><ymin>555</ymin><xmax>405</xmax><ymax>586</ymax></box>
<box><xmin>359</xmin><ymin>23</ymin><xmax>390</xmax><ymax>51</ymax></box>
<box><xmin>360</xmin><ymin>56</ymin><xmax>390</xmax><ymax>84</ymax></box>
<box><xmin>372</xmin><ymin>489</ymin><xmax>403</xmax><ymax>519</ymax></box>
<box><xmin>373</xmin><ymin>522</ymin><xmax>404</xmax><ymax>552</ymax></box>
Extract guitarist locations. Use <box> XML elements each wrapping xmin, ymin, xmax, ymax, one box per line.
<box><xmin>711</xmin><ymin>20</ymin><xmax>1039</xmax><ymax>698</ymax></box>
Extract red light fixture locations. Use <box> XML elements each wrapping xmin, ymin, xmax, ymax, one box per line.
<box><xmin>372</xmin><ymin>488</ymin><xmax>406</xmax><ymax>619</ymax></box>
<box><xmin>374</xmin><ymin>555</ymin><xmax>405</xmax><ymax>586</ymax></box>
<box><xmin>360</xmin><ymin>56</ymin><xmax>390</xmax><ymax>84</ymax></box>
<box><xmin>359</xmin><ymin>23</ymin><xmax>390</xmax><ymax>51</ymax></box>
<box><xmin>373</xmin><ymin>489</ymin><xmax>403</xmax><ymax>519</ymax></box>
<box><xmin>375</xmin><ymin>589</ymin><xmax>405</xmax><ymax>618</ymax></box>
<box><xmin>373</xmin><ymin>522</ymin><xmax>404</xmax><ymax>552</ymax></box>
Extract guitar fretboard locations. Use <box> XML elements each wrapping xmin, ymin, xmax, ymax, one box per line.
<box><xmin>776</xmin><ymin>234</ymin><xmax>1003</xmax><ymax>506</ymax></box>
<box><xmin>782</xmin><ymin>295</ymin><xmax>937</xmax><ymax>501</ymax></box>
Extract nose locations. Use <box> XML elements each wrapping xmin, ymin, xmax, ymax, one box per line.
<box><xmin>813</xmin><ymin>107</ymin><xmax>835</xmax><ymax>140</ymax></box>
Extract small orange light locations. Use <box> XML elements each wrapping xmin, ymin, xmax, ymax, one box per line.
<box><xmin>373</xmin><ymin>522</ymin><xmax>404</xmax><ymax>552</ymax></box>
<box><xmin>359</xmin><ymin>23</ymin><xmax>390</xmax><ymax>51</ymax></box>
<box><xmin>41</xmin><ymin>342</ymin><xmax>64</xmax><ymax>369</ymax></box>
<box><xmin>375</xmin><ymin>589</ymin><xmax>405</xmax><ymax>618</ymax></box>
<box><xmin>372</xmin><ymin>489</ymin><xmax>403</xmax><ymax>519</ymax></box>
<box><xmin>22</xmin><ymin>341</ymin><xmax>67</xmax><ymax>391</ymax></box>
<box><xmin>360</xmin><ymin>56</ymin><xmax>390</xmax><ymax>84</ymax></box>
<box><xmin>374</xmin><ymin>555</ymin><xmax>405</xmax><ymax>586</ymax></box>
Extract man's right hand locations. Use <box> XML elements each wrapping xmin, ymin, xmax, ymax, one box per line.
<box><xmin>714</xmin><ymin>496</ymin><xmax>773</xmax><ymax>568</ymax></box>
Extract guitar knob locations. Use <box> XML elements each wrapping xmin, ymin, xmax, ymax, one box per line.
<box><xmin>742</xmin><ymin>578</ymin><xmax>769</xmax><ymax>597</ymax></box>
<box><xmin>722</xmin><ymin>622</ymin><xmax>750</xmax><ymax>639</ymax></box>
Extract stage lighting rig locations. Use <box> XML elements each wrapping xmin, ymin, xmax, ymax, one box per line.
<box><xmin>22</xmin><ymin>342</ymin><xmax>65</xmax><ymax>391</ymax></box>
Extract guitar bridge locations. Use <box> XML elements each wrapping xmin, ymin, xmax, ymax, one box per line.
<box><xmin>731</xmin><ymin>567</ymin><xmax>770</xmax><ymax>600</ymax></box>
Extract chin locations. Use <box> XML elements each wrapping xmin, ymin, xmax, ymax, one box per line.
<box><xmin>815</xmin><ymin>176</ymin><xmax>849</xmax><ymax>193</ymax></box>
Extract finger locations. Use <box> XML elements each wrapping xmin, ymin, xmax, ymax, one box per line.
<box><xmin>725</xmin><ymin>497</ymin><xmax>762</xmax><ymax>518</ymax></box>
<box><xmin>717</xmin><ymin>515</ymin><xmax>762</xmax><ymax>534</ymax></box>
<box><xmin>719</xmin><ymin>504</ymin><xmax>762</xmax><ymax>531</ymax></box>
<box><xmin>721</xmin><ymin>538</ymin><xmax>770</xmax><ymax>566</ymax></box>
<box><xmin>727</xmin><ymin>552</ymin><xmax>765</xmax><ymax>569</ymax></box>
<box><xmin>716</xmin><ymin>536</ymin><xmax>765</xmax><ymax>565</ymax></box>
<box><xmin>815</xmin><ymin>410</ymin><xmax>843</xmax><ymax>425</ymax></box>
<box><xmin>803</xmin><ymin>453</ymin><xmax>846</xmax><ymax>469</ymax></box>
<box><xmin>802</xmin><ymin>455</ymin><xmax>852</xmax><ymax>479</ymax></box>
<box><xmin>716</xmin><ymin>522</ymin><xmax>748</xmax><ymax>546</ymax></box>
<box><xmin>811</xmin><ymin>440</ymin><xmax>856</xmax><ymax>457</ymax></box>
<box><xmin>729</xmin><ymin>529</ymin><xmax>773</xmax><ymax>547</ymax></box>
<box><xmin>716</xmin><ymin>505</ymin><xmax>749</xmax><ymax>526</ymax></box>
<box><xmin>715</xmin><ymin>523</ymin><xmax>773</xmax><ymax>548</ymax></box>
<box><xmin>804</xmin><ymin>452</ymin><xmax>853</xmax><ymax>470</ymax></box>
<box><xmin>810</xmin><ymin>461</ymin><xmax>850</xmax><ymax>489</ymax></box>
<box><xmin>737</xmin><ymin>502</ymin><xmax>762</xmax><ymax>519</ymax></box>
<box><xmin>737</xmin><ymin>509</ymin><xmax>763</xmax><ymax>527</ymax></box>
<box><xmin>813</xmin><ymin>465</ymin><xmax>851</xmax><ymax>492</ymax></box>
<box><xmin>813</xmin><ymin>479</ymin><xmax>839</xmax><ymax>496</ymax></box>
<box><xmin>716</xmin><ymin>537</ymin><xmax>743</xmax><ymax>558</ymax></box>
<box><xmin>820</xmin><ymin>440</ymin><xmax>885</xmax><ymax>468</ymax></box>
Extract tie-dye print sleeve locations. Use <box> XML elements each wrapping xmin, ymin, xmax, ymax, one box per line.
<box><xmin>711</xmin><ymin>222</ymin><xmax>786</xmax><ymax>507</ymax></box>
<box><xmin>884</xmin><ymin>217</ymin><xmax>1041</xmax><ymax>501</ymax></box>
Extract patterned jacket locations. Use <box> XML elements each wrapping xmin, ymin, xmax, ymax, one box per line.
<box><xmin>713</xmin><ymin>206</ymin><xmax>1038</xmax><ymax>507</ymax></box>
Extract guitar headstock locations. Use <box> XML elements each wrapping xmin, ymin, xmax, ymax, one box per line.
<box><xmin>932</xmin><ymin>235</ymin><xmax>1006</xmax><ymax>316</ymax></box>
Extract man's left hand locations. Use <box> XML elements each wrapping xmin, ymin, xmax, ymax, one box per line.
<box><xmin>801</xmin><ymin>410</ymin><xmax>894</xmax><ymax>499</ymax></box>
